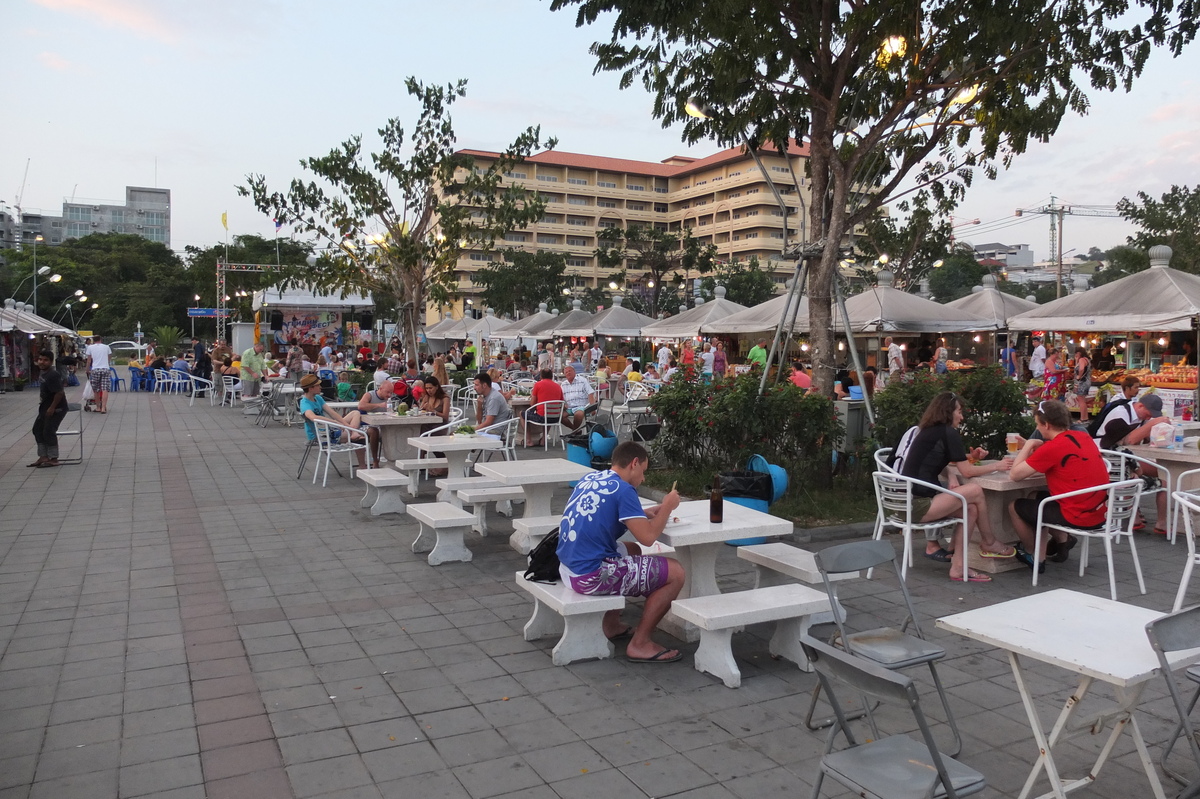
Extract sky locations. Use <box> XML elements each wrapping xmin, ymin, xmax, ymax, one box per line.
<box><xmin>4</xmin><ymin>0</ymin><xmax>1200</xmax><ymax>265</ymax></box>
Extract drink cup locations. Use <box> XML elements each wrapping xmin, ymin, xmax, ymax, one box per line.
<box><xmin>1006</xmin><ymin>433</ymin><xmax>1020</xmax><ymax>454</ymax></box>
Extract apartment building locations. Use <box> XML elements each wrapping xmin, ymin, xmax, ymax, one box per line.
<box><xmin>61</xmin><ymin>186</ymin><xmax>171</xmax><ymax>247</ymax></box>
<box><xmin>451</xmin><ymin>142</ymin><xmax>810</xmax><ymax>300</ymax></box>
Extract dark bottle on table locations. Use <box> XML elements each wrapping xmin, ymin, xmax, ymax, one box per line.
<box><xmin>710</xmin><ymin>474</ymin><xmax>724</xmax><ymax>523</ymax></box>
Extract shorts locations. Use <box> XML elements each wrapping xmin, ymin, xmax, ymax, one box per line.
<box><xmin>523</xmin><ymin>408</ymin><xmax>545</xmax><ymax>423</ymax></box>
<box><xmin>89</xmin><ymin>368</ymin><xmax>109</xmax><ymax>393</ymax></box>
<box><xmin>569</xmin><ymin>554</ymin><xmax>669</xmax><ymax>597</ymax></box>
<box><xmin>1013</xmin><ymin>493</ymin><xmax>1104</xmax><ymax>530</ymax></box>
<box><xmin>1074</xmin><ymin>380</ymin><xmax>1092</xmax><ymax>397</ymax></box>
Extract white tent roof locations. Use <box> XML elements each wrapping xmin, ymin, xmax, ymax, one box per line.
<box><xmin>788</xmin><ymin>271</ymin><xmax>995</xmax><ymax>333</ymax></box>
<box><xmin>490</xmin><ymin>304</ymin><xmax>555</xmax><ymax>338</ymax></box>
<box><xmin>1008</xmin><ymin>246</ymin><xmax>1200</xmax><ymax>331</ymax></box>
<box><xmin>467</xmin><ymin>309</ymin><xmax>512</xmax><ymax>342</ymax></box>
<box><xmin>944</xmin><ymin>275</ymin><xmax>1039</xmax><ymax>327</ymax></box>
<box><xmin>702</xmin><ymin>290</ymin><xmax>808</xmax><ymax>335</ymax></box>
<box><xmin>253</xmin><ymin>284</ymin><xmax>373</xmax><ymax>310</ymax></box>
<box><xmin>0</xmin><ymin>300</ymin><xmax>74</xmax><ymax>335</ymax></box>
<box><xmin>536</xmin><ymin>300</ymin><xmax>596</xmax><ymax>339</ymax></box>
<box><xmin>642</xmin><ymin>286</ymin><xmax>748</xmax><ymax>338</ymax></box>
<box><xmin>425</xmin><ymin>314</ymin><xmax>465</xmax><ymax>338</ymax></box>
<box><xmin>581</xmin><ymin>296</ymin><xmax>656</xmax><ymax>338</ymax></box>
<box><xmin>517</xmin><ymin>309</ymin><xmax>563</xmax><ymax>337</ymax></box>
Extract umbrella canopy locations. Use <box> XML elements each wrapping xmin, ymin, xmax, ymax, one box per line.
<box><xmin>583</xmin><ymin>295</ymin><xmax>656</xmax><ymax>338</ymax></box>
<box><xmin>1008</xmin><ymin>245</ymin><xmax>1200</xmax><ymax>331</ymax></box>
<box><xmin>534</xmin><ymin>299</ymin><xmax>596</xmax><ymax>339</ymax></box>
<box><xmin>0</xmin><ymin>300</ymin><xmax>74</xmax><ymax>335</ymax></box>
<box><xmin>643</xmin><ymin>286</ymin><xmax>748</xmax><ymax>338</ymax></box>
<box><xmin>944</xmin><ymin>275</ymin><xmax>1039</xmax><ymax>326</ymax></box>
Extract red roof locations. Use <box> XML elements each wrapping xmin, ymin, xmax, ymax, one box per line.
<box><xmin>456</xmin><ymin>140</ymin><xmax>810</xmax><ymax>179</ymax></box>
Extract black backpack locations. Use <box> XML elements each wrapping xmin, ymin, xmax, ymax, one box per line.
<box><xmin>1087</xmin><ymin>397</ymin><xmax>1132</xmax><ymax>439</ymax></box>
<box><xmin>524</xmin><ymin>528</ymin><xmax>561</xmax><ymax>583</ymax></box>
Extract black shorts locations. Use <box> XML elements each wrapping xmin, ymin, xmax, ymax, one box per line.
<box><xmin>1013</xmin><ymin>492</ymin><xmax>1104</xmax><ymax>530</ymax></box>
<box><xmin>523</xmin><ymin>408</ymin><xmax>545</xmax><ymax>423</ymax></box>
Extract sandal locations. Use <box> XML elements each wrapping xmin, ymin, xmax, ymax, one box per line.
<box><xmin>949</xmin><ymin>569</ymin><xmax>992</xmax><ymax>583</ymax></box>
<box><xmin>923</xmin><ymin>548</ymin><xmax>953</xmax><ymax>563</ymax></box>
<box><xmin>979</xmin><ymin>546</ymin><xmax>1016</xmax><ymax>559</ymax></box>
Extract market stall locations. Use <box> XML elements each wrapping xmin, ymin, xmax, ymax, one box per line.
<box><xmin>252</xmin><ymin>285</ymin><xmax>373</xmax><ymax>356</ymax></box>
<box><xmin>1007</xmin><ymin>245</ymin><xmax>1199</xmax><ymax>416</ymax></box>
<box><xmin>1</xmin><ymin>299</ymin><xmax>76</xmax><ymax>389</ymax></box>
<box><xmin>642</xmin><ymin>286</ymin><xmax>747</xmax><ymax>340</ymax></box>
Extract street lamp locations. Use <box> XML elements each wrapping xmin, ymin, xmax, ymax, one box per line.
<box><xmin>76</xmin><ymin>302</ymin><xmax>100</xmax><ymax>329</ymax></box>
<box><xmin>191</xmin><ymin>294</ymin><xmax>201</xmax><ymax>340</ymax></box>
<box><xmin>32</xmin><ymin>235</ymin><xmax>44</xmax><ymax>315</ymax></box>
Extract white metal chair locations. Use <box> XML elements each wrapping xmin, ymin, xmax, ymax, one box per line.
<box><xmin>524</xmin><ymin>400</ymin><xmax>566</xmax><ymax>450</ymax></box>
<box><xmin>1030</xmin><ymin>478</ymin><xmax>1145</xmax><ymax>600</ymax></box>
<box><xmin>475</xmin><ymin>416</ymin><xmax>519</xmax><ymax>463</ymax></box>
<box><xmin>801</xmin><ymin>634</ymin><xmax>984</xmax><ymax>799</ymax></box>
<box><xmin>624</xmin><ymin>380</ymin><xmax>650</xmax><ymax>401</ymax></box>
<box><xmin>187</xmin><ymin>376</ymin><xmax>216</xmax><ymax>407</ymax></box>
<box><xmin>153</xmin><ymin>369</ymin><xmax>172</xmax><ymax>395</ymax></box>
<box><xmin>220</xmin><ymin>375</ymin><xmax>242</xmax><ymax>406</ymax></box>
<box><xmin>310</xmin><ymin>418</ymin><xmax>368</xmax><ymax>487</ymax></box>
<box><xmin>1100</xmin><ymin>448</ymin><xmax>1174</xmax><ymax>541</ymax></box>
<box><xmin>1171</xmin><ymin>491</ymin><xmax>1200</xmax><ymax>612</ymax></box>
<box><xmin>870</xmin><ymin>472</ymin><xmax>967</xmax><ymax>580</ymax></box>
<box><xmin>1172</xmin><ymin>466</ymin><xmax>1200</xmax><ymax>547</ymax></box>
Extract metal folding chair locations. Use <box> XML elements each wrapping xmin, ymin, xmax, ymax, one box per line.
<box><xmin>1145</xmin><ymin>605</ymin><xmax>1200</xmax><ymax>792</ymax></box>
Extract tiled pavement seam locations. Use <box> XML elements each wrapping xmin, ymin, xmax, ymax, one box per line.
<box><xmin>148</xmin><ymin>397</ymin><xmax>295</xmax><ymax>799</ymax></box>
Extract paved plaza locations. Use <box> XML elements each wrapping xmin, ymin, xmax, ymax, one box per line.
<box><xmin>1</xmin><ymin>386</ymin><xmax>1198</xmax><ymax>798</ymax></box>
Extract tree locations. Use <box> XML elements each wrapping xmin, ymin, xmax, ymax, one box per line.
<box><xmin>240</xmin><ymin>77</ymin><xmax>555</xmax><ymax>355</ymax></box>
<box><xmin>596</xmin><ymin>226</ymin><xmax>716</xmax><ymax>318</ymax></box>
<box><xmin>698</xmin><ymin>257</ymin><xmax>777</xmax><ymax>307</ymax></box>
<box><xmin>1118</xmin><ymin>184</ymin><xmax>1200</xmax><ymax>272</ymax></box>
<box><xmin>473</xmin><ymin>249</ymin><xmax>569</xmax><ymax>317</ymax></box>
<box><xmin>550</xmin><ymin>0</ymin><xmax>1197</xmax><ymax>392</ymax></box>
<box><xmin>1092</xmin><ymin>244</ymin><xmax>1150</xmax><ymax>286</ymax></box>
<box><xmin>858</xmin><ymin>192</ymin><xmax>956</xmax><ymax>291</ymax></box>
<box><xmin>926</xmin><ymin>251</ymin><xmax>987</xmax><ymax>303</ymax></box>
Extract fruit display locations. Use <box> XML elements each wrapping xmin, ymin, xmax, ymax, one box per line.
<box><xmin>1142</xmin><ymin>364</ymin><xmax>1198</xmax><ymax>389</ymax></box>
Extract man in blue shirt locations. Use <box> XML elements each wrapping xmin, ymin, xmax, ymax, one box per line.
<box><xmin>557</xmin><ymin>442</ymin><xmax>684</xmax><ymax>663</ymax></box>
<box><xmin>298</xmin><ymin>374</ymin><xmax>373</xmax><ymax>469</ymax></box>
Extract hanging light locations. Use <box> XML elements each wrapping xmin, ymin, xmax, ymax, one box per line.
<box><xmin>1158</xmin><ymin>337</ymin><xmax>1168</xmax><ymax>346</ymax></box>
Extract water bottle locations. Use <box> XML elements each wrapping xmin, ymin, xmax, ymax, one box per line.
<box><xmin>387</xmin><ymin>397</ymin><xmax>397</xmax><ymax>415</ymax></box>
<box><xmin>1174</xmin><ymin>423</ymin><xmax>1185</xmax><ymax>452</ymax></box>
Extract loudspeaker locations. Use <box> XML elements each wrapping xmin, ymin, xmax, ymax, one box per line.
<box><xmin>360</xmin><ymin>312</ymin><xmax>374</xmax><ymax>329</ymax></box>
<box><xmin>269</xmin><ymin>310</ymin><xmax>284</xmax><ymax>331</ymax></box>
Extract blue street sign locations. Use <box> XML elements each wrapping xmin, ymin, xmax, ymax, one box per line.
<box><xmin>187</xmin><ymin>308</ymin><xmax>229</xmax><ymax>317</ymax></box>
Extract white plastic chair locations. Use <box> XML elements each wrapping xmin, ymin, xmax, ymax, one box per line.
<box><xmin>221</xmin><ymin>375</ymin><xmax>242</xmax><ymax>407</ymax></box>
<box><xmin>1030</xmin><ymin>478</ymin><xmax>1145</xmax><ymax>600</ymax></box>
<box><xmin>1100</xmin><ymin>448</ymin><xmax>1174</xmax><ymax>542</ymax></box>
<box><xmin>1171</xmin><ymin>491</ymin><xmax>1200</xmax><ymax>612</ymax></box>
<box><xmin>310</xmin><ymin>418</ymin><xmax>368</xmax><ymax>487</ymax></box>
<box><xmin>187</xmin><ymin>376</ymin><xmax>216</xmax><ymax>407</ymax></box>
<box><xmin>624</xmin><ymin>381</ymin><xmax>650</xmax><ymax>401</ymax></box>
<box><xmin>870</xmin><ymin>472</ymin><xmax>967</xmax><ymax>580</ymax></box>
<box><xmin>525</xmin><ymin>400</ymin><xmax>566</xmax><ymax>451</ymax></box>
<box><xmin>475</xmin><ymin>417</ymin><xmax>519</xmax><ymax>463</ymax></box>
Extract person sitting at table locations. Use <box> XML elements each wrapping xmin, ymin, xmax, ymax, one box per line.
<box><xmin>474</xmin><ymin>371</ymin><xmax>512</xmax><ymax>431</ymax></box>
<box><xmin>1008</xmin><ymin>399</ymin><xmax>1111</xmax><ymax>571</ymax></box>
<box><xmin>626</xmin><ymin>361</ymin><xmax>643</xmax><ymax>383</ymax></box>
<box><xmin>643</xmin><ymin>363</ymin><xmax>660</xmax><ymax>381</ymax></box>
<box><xmin>790</xmin><ymin>361</ymin><xmax>812</xmax><ymax>389</ymax></box>
<box><xmin>170</xmin><ymin>353</ymin><xmax>190</xmax><ymax>372</ymax></box>
<box><xmin>358</xmin><ymin>379</ymin><xmax>396</xmax><ymax>414</ymax></box>
<box><xmin>663</xmin><ymin>358</ymin><xmax>680</xmax><ymax>382</ymax></box>
<box><xmin>298</xmin><ymin>374</ymin><xmax>373</xmax><ymax>469</ymax></box>
<box><xmin>149</xmin><ymin>354</ymin><xmax>168</xmax><ymax>373</ymax></box>
<box><xmin>419</xmin><ymin>376</ymin><xmax>451</xmax><ymax>422</ymax></box>
<box><xmin>522</xmin><ymin>368</ymin><xmax>565</xmax><ymax>447</ymax></box>
<box><xmin>432</xmin><ymin>356</ymin><xmax>450</xmax><ymax>387</ymax></box>
<box><xmin>1109</xmin><ymin>392</ymin><xmax>1171</xmax><ymax>534</ymax></box>
<box><xmin>560</xmin><ymin>365</ymin><xmax>596</xmax><ymax>433</ymax></box>
<box><xmin>899</xmin><ymin>391</ymin><xmax>1016</xmax><ymax>582</ymax></box>
<box><xmin>556</xmin><ymin>441</ymin><xmax>684</xmax><ymax>663</ymax></box>
<box><xmin>595</xmin><ymin>357</ymin><xmax>610</xmax><ymax>382</ymax></box>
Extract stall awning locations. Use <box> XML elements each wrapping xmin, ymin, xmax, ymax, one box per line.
<box><xmin>642</xmin><ymin>287</ymin><xmax>747</xmax><ymax>338</ymax></box>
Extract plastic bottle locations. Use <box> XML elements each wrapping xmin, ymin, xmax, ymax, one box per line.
<box><xmin>709</xmin><ymin>475</ymin><xmax>724</xmax><ymax>524</ymax></box>
<box><xmin>1174</xmin><ymin>423</ymin><xmax>1185</xmax><ymax>452</ymax></box>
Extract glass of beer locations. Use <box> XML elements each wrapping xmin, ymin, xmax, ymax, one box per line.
<box><xmin>1006</xmin><ymin>432</ymin><xmax>1020</xmax><ymax>454</ymax></box>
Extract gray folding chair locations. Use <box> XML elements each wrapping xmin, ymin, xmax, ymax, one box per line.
<box><xmin>1145</xmin><ymin>605</ymin><xmax>1200</xmax><ymax>792</ymax></box>
<box><xmin>800</xmin><ymin>635</ymin><xmax>986</xmax><ymax>799</ymax></box>
<box><xmin>806</xmin><ymin>539</ymin><xmax>963</xmax><ymax>757</ymax></box>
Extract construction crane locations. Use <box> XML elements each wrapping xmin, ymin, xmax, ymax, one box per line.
<box><xmin>1016</xmin><ymin>196</ymin><xmax>1120</xmax><ymax>297</ymax></box>
<box><xmin>10</xmin><ymin>159</ymin><xmax>30</xmax><ymax>249</ymax></box>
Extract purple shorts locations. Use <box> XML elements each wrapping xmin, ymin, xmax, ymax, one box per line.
<box><xmin>569</xmin><ymin>554</ymin><xmax>669</xmax><ymax>597</ymax></box>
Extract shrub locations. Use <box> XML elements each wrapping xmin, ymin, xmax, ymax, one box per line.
<box><xmin>649</xmin><ymin>369</ymin><xmax>843</xmax><ymax>485</ymax></box>
<box><xmin>873</xmin><ymin>365</ymin><xmax>1033</xmax><ymax>455</ymax></box>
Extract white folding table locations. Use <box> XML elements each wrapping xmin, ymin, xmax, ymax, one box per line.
<box><xmin>938</xmin><ymin>589</ymin><xmax>1200</xmax><ymax>799</ymax></box>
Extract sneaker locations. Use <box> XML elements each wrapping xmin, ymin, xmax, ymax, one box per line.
<box><xmin>1014</xmin><ymin>545</ymin><xmax>1046</xmax><ymax>574</ymax></box>
<box><xmin>1049</xmin><ymin>534</ymin><xmax>1077</xmax><ymax>564</ymax></box>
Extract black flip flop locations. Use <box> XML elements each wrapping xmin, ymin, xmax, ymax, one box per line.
<box><xmin>37</xmin><ymin>461</ymin><xmax>59</xmax><ymax>468</ymax></box>
<box><xmin>628</xmin><ymin>649</ymin><xmax>683</xmax><ymax>664</ymax></box>
<box><xmin>607</xmin><ymin>626</ymin><xmax>634</xmax><ymax>642</ymax></box>
<box><xmin>27</xmin><ymin>461</ymin><xmax>45</xmax><ymax>467</ymax></box>
<box><xmin>923</xmin><ymin>548</ymin><xmax>953</xmax><ymax>563</ymax></box>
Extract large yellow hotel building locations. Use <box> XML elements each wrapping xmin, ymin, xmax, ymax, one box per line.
<box><xmin>449</xmin><ymin>141</ymin><xmax>811</xmax><ymax>306</ymax></box>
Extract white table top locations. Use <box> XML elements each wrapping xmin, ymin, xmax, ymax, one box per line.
<box><xmin>1127</xmin><ymin>444</ymin><xmax>1200</xmax><ymax>465</ymax></box>
<box><xmin>966</xmin><ymin>468</ymin><xmax>1048</xmax><ymax>491</ymax></box>
<box><xmin>364</xmin><ymin>412</ymin><xmax>442</xmax><ymax>426</ymax></box>
<box><xmin>408</xmin><ymin>434</ymin><xmax>504</xmax><ymax>453</ymax></box>
<box><xmin>474</xmin><ymin>459</ymin><xmax>591</xmax><ymax>485</ymax></box>
<box><xmin>657</xmin><ymin>500</ymin><xmax>793</xmax><ymax>548</ymax></box>
<box><xmin>937</xmin><ymin>589</ymin><xmax>1197</xmax><ymax>687</ymax></box>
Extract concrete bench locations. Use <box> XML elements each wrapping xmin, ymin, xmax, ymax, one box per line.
<box><xmin>515</xmin><ymin>571</ymin><xmax>626</xmax><ymax>665</ymax></box>
<box><xmin>435</xmin><ymin>476</ymin><xmax>501</xmax><ymax>506</ymax></box>
<box><xmin>407</xmin><ymin>502</ymin><xmax>476</xmax><ymax>565</ymax></box>
<box><xmin>391</xmin><ymin>457</ymin><xmax>450</xmax><ymax>496</ymax></box>
<box><xmin>356</xmin><ymin>468</ymin><xmax>409</xmax><ymax>516</ymax></box>
<box><xmin>670</xmin><ymin>584</ymin><xmax>831</xmax><ymax>688</ymax></box>
<box><xmin>457</xmin><ymin>486</ymin><xmax>525</xmax><ymax>534</ymax></box>
<box><xmin>510</xmin><ymin>515</ymin><xmax>563</xmax><ymax>555</ymax></box>
<box><xmin>736</xmin><ymin>542</ymin><xmax>858</xmax><ymax>625</ymax></box>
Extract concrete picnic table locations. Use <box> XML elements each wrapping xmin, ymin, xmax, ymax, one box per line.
<box><xmin>408</xmin><ymin>434</ymin><xmax>504</xmax><ymax>478</ymax></box>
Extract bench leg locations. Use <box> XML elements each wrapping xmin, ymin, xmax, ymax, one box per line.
<box><xmin>470</xmin><ymin>504</ymin><xmax>488</xmax><ymax>536</ymax></box>
<box><xmin>769</xmin><ymin>617</ymin><xmax>814</xmax><ymax>672</ymax></box>
<box><xmin>552</xmin><ymin>611</ymin><xmax>616</xmax><ymax>666</ymax></box>
<box><xmin>369</xmin><ymin>487</ymin><xmax>407</xmax><ymax>516</ymax></box>
<box><xmin>509</xmin><ymin>529</ymin><xmax>543</xmax><ymax>556</ymax></box>
<box><xmin>498</xmin><ymin>499</ymin><xmax>514</xmax><ymax>517</ymax></box>
<box><xmin>428</xmin><ymin>527</ymin><xmax>472</xmax><ymax>566</ymax></box>
<box><xmin>405</xmin><ymin>472</ymin><xmax>420</xmax><ymax>497</ymax></box>
<box><xmin>412</xmin><ymin>522</ymin><xmax>435</xmax><ymax>554</ymax></box>
<box><xmin>523</xmin><ymin>598</ymin><xmax>564</xmax><ymax>641</ymax></box>
<box><xmin>438</xmin><ymin>487</ymin><xmax>453</xmax><ymax>503</ymax></box>
<box><xmin>693</xmin><ymin>628</ymin><xmax>740</xmax><ymax>688</ymax></box>
<box><xmin>361</xmin><ymin>484</ymin><xmax>378</xmax><ymax>510</ymax></box>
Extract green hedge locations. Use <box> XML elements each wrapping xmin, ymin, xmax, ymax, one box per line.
<box><xmin>872</xmin><ymin>365</ymin><xmax>1033</xmax><ymax>455</ymax></box>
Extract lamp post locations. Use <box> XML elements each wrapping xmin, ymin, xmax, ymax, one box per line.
<box><xmin>76</xmin><ymin>302</ymin><xmax>99</xmax><ymax>329</ymax></box>
<box><xmin>32</xmin><ymin>235</ymin><xmax>43</xmax><ymax>315</ymax></box>
<box><xmin>191</xmin><ymin>294</ymin><xmax>201</xmax><ymax>340</ymax></box>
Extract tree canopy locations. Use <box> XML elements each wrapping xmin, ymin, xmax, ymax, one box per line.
<box><xmin>698</xmin><ymin>257</ymin><xmax>777</xmax><ymax>308</ymax></box>
<box><xmin>472</xmin><ymin>249</ymin><xmax>570</xmax><ymax>317</ymax></box>
<box><xmin>595</xmin><ymin>226</ymin><xmax>716</xmax><ymax>318</ymax></box>
<box><xmin>239</xmin><ymin>77</ymin><xmax>555</xmax><ymax>353</ymax></box>
<box><xmin>551</xmin><ymin>0</ymin><xmax>1197</xmax><ymax>391</ymax></box>
<box><xmin>1118</xmin><ymin>184</ymin><xmax>1200</xmax><ymax>272</ymax></box>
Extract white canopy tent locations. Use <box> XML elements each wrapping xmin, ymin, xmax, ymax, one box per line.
<box><xmin>702</xmin><ymin>291</ymin><xmax>808</xmax><ymax>336</ymax></box>
<box><xmin>534</xmin><ymin>299</ymin><xmax>596</xmax><ymax>339</ymax></box>
<box><xmin>790</xmin><ymin>271</ymin><xmax>995</xmax><ymax>333</ymax></box>
<box><xmin>0</xmin><ymin>300</ymin><xmax>75</xmax><ymax>336</ymax></box>
<box><xmin>1008</xmin><ymin>246</ymin><xmax>1200</xmax><ymax>331</ymax></box>
<box><xmin>643</xmin><ymin>286</ymin><xmax>747</xmax><ymax>339</ymax></box>
<box><xmin>945</xmin><ymin>274</ymin><xmax>1038</xmax><ymax>326</ymax></box>
<box><xmin>559</xmin><ymin>295</ymin><xmax>654</xmax><ymax>338</ymax></box>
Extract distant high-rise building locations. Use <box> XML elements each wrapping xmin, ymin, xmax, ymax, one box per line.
<box><xmin>61</xmin><ymin>186</ymin><xmax>171</xmax><ymax>247</ymax></box>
